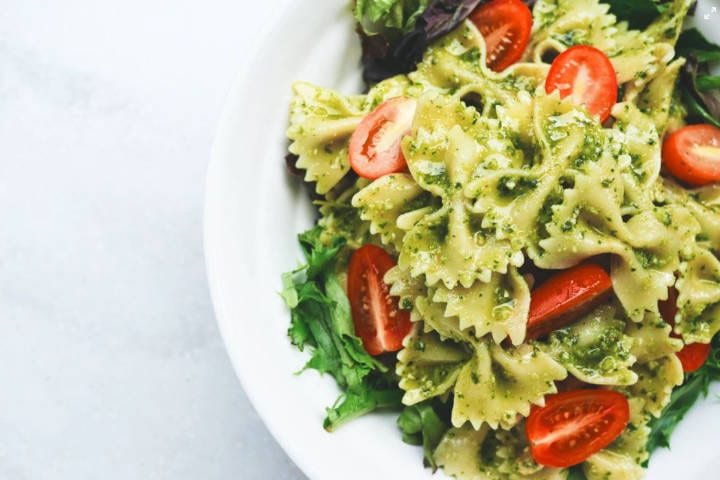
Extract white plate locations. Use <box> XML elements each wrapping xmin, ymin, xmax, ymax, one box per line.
<box><xmin>205</xmin><ymin>1</ymin><xmax>720</xmax><ymax>479</ymax></box>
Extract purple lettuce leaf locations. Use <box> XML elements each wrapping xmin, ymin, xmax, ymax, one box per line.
<box><xmin>358</xmin><ymin>0</ymin><xmax>537</xmax><ymax>85</ymax></box>
<box><xmin>359</xmin><ymin>0</ymin><xmax>484</xmax><ymax>84</ymax></box>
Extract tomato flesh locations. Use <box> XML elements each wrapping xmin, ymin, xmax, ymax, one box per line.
<box><xmin>545</xmin><ymin>45</ymin><xmax>618</xmax><ymax>122</ymax></box>
<box><xmin>662</xmin><ymin>124</ymin><xmax>720</xmax><ymax>186</ymax></box>
<box><xmin>676</xmin><ymin>342</ymin><xmax>712</xmax><ymax>373</ymax></box>
<box><xmin>527</xmin><ymin>389</ymin><xmax>630</xmax><ymax>468</ymax></box>
<box><xmin>348</xmin><ymin>97</ymin><xmax>417</xmax><ymax>180</ymax></box>
<box><xmin>659</xmin><ymin>287</ymin><xmax>711</xmax><ymax>373</ymax></box>
<box><xmin>470</xmin><ymin>0</ymin><xmax>533</xmax><ymax>72</ymax></box>
<box><xmin>526</xmin><ymin>263</ymin><xmax>613</xmax><ymax>340</ymax></box>
<box><xmin>347</xmin><ymin>245</ymin><xmax>412</xmax><ymax>355</ymax></box>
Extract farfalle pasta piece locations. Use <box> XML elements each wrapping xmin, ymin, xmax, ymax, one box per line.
<box><xmin>660</xmin><ymin>180</ymin><xmax>720</xmax><ymax>343</ymax></box>
<box><xmin>397</xmin><ymin>323</ymin><xmax>567</xmax><ymax>430</ymax></box>
<box><xmin>398</xmin><ymin>93</ymin><xmax>530</xmax><ymax>288</ymax></box>
<box><xmin>527</xmin><ymin>0</ymin><xmax>691</xmax><ymax>142</ymax></box>
<box><xmin>415</xmin><ymin>295</ymin><xmax>470</xmax><ymax>343</ymax></box>
<box><xmin>410</xmin><ymin>20</ymin><xmax>545</xmax><ymax>107</ymax></box>
<box><xmin>397</xmin><ymin>267</ymin><xmax>531</xmax><ymax>346</ymax></box>
<box><xmin>527</xmin><ymin>0</ymin><xmax>618</xmax><ymax>61</ymax></box>
<box><xmin>316</xmin><ymin>178</ymin><xmax>373</xmax><ymax>248</ymax></box>
<box><xmin>522</xmin><ymin>91</ymin><xmax>686</xmax><ymax>321</ymax></box>
<box><xmin>287</xmin><ymin>82</ymin><xmax>367</xmax><ymax>194</ymax></box>
<box><xmin>625</xmin><ymin>54</ymin><xmax>685</xmax><ymax>136</ymax></box>
<box><xmin>541</xmin><ymin>305</ymin><xmax>638</xmax><ymax>386</ymax></box>
<box><xmin>535</xmin><ymin>162</ymin><xmax>697</xmax><ymax>321</ymax></box>
<box><xmin>433</xmin><ymin>268</ymin><xmax>530</xmax><ymax>345</ymax></box>
<box><xmin>675</xmin><ymin>248</ymin><xmax>720</xmax><ymax>344</ymax></box>
<box><xmin>528</xmin><ymin>0</ymin><xmax>691</xmax><ymax>88</ymax></box>
<box><xmin>467</xmin><ymin>88</ymin><xmax>590</xmax><ymax>245</ymax></box>
<box><xmin>663</xmin><ymin>180</ymin><xmax>720</xmax><ymax>248</ymax></box>
<box><xmin>385</xmin><ymin>264</ymin><xmax>427</xmax><ymax>312</ymax></box>
<box><xmin>582</xmin><ymin>398</ymin><xmax>650</xmax><ymax>480</ymax></box>
<box><xmin>288</xmin><ymin>77</ymin><xmax>411</xmax><ymax>195</ymax></box>
<box><xmin>409</xmin><ymin>20</ymin><xmax>486</xmax><ymax>94</ymax></box>
<box><xmin>623</xmin><ymin>319</ymin><xmax>683</xmax><ymax>416</ymax></box>
<box><xmin>583</xmin><ymin>450</ymin><xmax>644</xmax><ymax>480</ymax></box>
<box><xmin>397</xmin><ymin>327</ymin><xmax>471</xmax><ymax>406</ymax></box>
<box><xmin>351</xmin><ymin>173</ymin><xmax>435</xmax><ymax>251</ymax></box>
<box><xmin>452</xmin><ymin>341</ymin><xmax>567</xmax><ymax>430</ymax></box>
<box><xmin>435</xmin><ymin>424</ymin><xmax>566</xmax><ymax>480</ymax></box>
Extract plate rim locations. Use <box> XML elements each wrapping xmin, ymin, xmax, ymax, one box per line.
<box><xmin>204</xmin><ymin>2</ymin><xmax>720</xmax><ymax>479</ymax></box>
<box><xmin>203</xmin><ymin>1</ymin><xmax>322</xmax><ymax>479</ymax></box>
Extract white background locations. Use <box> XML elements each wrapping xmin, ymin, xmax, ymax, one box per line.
<box><xmin>2</xmin><ymin>1</ymin><xmax>720</xmax><ymax>479</ymax></box>
<box><xmin>0</xmin><ymin>0</ymin><xmax>306</xmax><ymax>478</ymax></box>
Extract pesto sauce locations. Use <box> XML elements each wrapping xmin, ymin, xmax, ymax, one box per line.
<box><xmin>497</xmin><ymin>175</ymin><xmax>539</xmax><ymax>198</ymax></box>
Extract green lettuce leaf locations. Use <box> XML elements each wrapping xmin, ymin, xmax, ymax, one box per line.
<box><xmin>324</xmin><ymin>371</ymin><xmax>404</xmax><ymax>430</ymax></box>
<box><xmin>282</xmin><ymin>225</ymin><xmax>404</xmax><ymax>430</ymax></box>
<box><xmin>677</xmin><ymin>28</ymin><xmax>720</xmax><ymax>63</ymax></box>
<box><xmin>355</xmin><ymin>0</ymin><xmax>430</xmax><ymax>36</ymax></box>
<box><xmin>697</xmin><ymin>75</ymin><xmax>720</xmax><ymax>92</ymax></box>
<box><xmin>676</xmin><ymin>28</ymin><xmax>720</xmax><ymax>127</ymax></box>
<box><xmin>297</xmin><ymin>226</ymin><xmax>345</xmax><ymax>280</ymax></box>
<box><xmin>397</xmin><ymin>401</ymin><xmax>450</xmax><ymax>470</ymax></box>
<box><xmin>604</xmin><ymin>0</ymin><xmax>669</xmax><ymax>30</ymax></box>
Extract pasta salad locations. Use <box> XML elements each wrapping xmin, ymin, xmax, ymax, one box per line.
<box><xmin>280</xmin><ymin>0</ymin><xmax>720</xmax><ymax>478</ymax></box>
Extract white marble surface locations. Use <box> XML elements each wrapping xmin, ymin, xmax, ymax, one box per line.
<box><xmin>0</xmin><ymin>1</ymin><xmax>306</xmax><ymax>478</ymax></box>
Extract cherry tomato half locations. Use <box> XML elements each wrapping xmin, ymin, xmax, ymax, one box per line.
<box><xmin>662</xmin><ymin>124</ymin><xmax>720</xmax><ymax>186</ymax></box>
<box><xmin>347</xmin><ymin>245</ymin><xmax>412</xmax><ymax>356</ymax></box>
<box><xmin>526</xmin><ymin>263</ymin><xmax>613</xmax><ymax>340</ymax></box>
<box><xmin>526</xmin><ymin>389</ymin><xmax>630</xmax><ymax>468</ymax></box>
<box><xmin>348</xmin><ymin>97</ymin><xmax>417</xmax><ymax>180</ymax></box>
<box><xmin>659</xmin><ymin>287</ymin><xmax>711</xmax><ymax>373</ymax></box>
<box><xmin>676</xmin><ymin>342</ymin><xmax>712</xmax><ymax>373</ymax></box>
<box><xmin>545</xmin><ymin>45</ymin><xmax>618</xmax><ymax>122</ymax></box>
<box><xmin>470</xmin><ymin>0</ymin><xmax>533</xmax><ymax>72</ymax></box>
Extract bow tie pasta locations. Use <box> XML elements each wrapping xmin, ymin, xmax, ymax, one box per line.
<box><xmin>283</xmin><ymin>0</ymin><xmax>720</xmax><ymax>478</ymax></box>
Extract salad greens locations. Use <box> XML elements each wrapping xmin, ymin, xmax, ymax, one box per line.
<box><xmin>677</xmin><ymin>28</ymin><xmax>720</xmax><ymax>62</ymax></box>
<box><xmin>283</xmin><ymin>227</ymin><xmax>720</xmax><ymax>468</ymax></box>
<box><xmin>358</xmin><ymin>0</ymin><xmax>484</xmax><ymax>84</ymax></box>
<box><xmin>282</xmin><ymin>226</ymin><xmax>452</xmax><ymax>458</ymax></box>
<box><xmin>354</xmin><ymin>0</ymin><xmax>431</xmax><ymax>37</ymax></box>
<box><xmin>281</xmin><ymin>226</ymin><xmax>405</xmax><ymax>431</ymax></box>
<box><xmin>397</xmin><ymin>400</ymin><xmax>450</xmax><ymax>470</ymax></box>
<box><xmin>676</xmin><ymin>28</ymin><xmax>720</xmax><ymax>127</ymax></box>
<box><xmin>604</xmin><ymin>0</ymin><xmax>671</xmax><ymax>30</ymax></box>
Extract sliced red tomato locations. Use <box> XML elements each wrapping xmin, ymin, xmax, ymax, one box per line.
<box><xmin>526</xmin><ymin>263</ymin><xmax>613</xmax><ymax>340</ymax></box>
<box><xmin>662</xmin><ymin>124</ymin><xmax>720</xmax><ymax>186</ymax></box>
<box><xmin>347</xmin><ymin>245</ymin><xmax>412</xmax><ymax>355</ymax></box>
<box><xmin>676</xmin><ymin>342</ymin><xmax>712</xmax><ymax>373</ymax></box>
<box><xmin>545</xmin><ymin>45</ymin><xmax>618</xmax><ymax>122</ymax></box>
<box><xmin>659</xmin><ymin>287</ymin><xmax>711</xmax><ymax>373</ymax></box>
<box><xmin>469</xmin><ymin>0</ymin><xmax>533</xmax><ymax>72</ymax></box>
<box><xmin>348</xmin><ymin>97</ymin><xmax>417</xmax><ymax>180</ymax></box>
<box><xmin>526</xmin><ymin>389</ymin><xmax>630</xmax><ymax>468</ymax></box>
